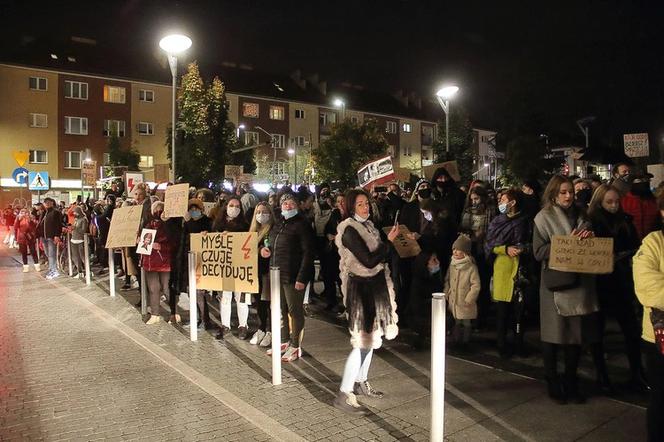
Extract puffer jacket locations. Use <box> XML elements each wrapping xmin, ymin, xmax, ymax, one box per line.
<box><xmin>141</xmin><ymin>217</ymin><xmax>172</xmax><ymax>272</ymax></box>
<box><xmin>621</xmin><ymin>192</ymin><xmax>659</xmax><ymax>241</ymax></box>
<box><xmin>444</xmin><ymin>256</ymin><xmax>481</xmax><ymax>320</ymax></box>
<box><xmin>268</xmin><ymin>213</ymin><xmax>315</xmax><ymax>284</ymax></box>
<box><xmin>633</xmin><ymin>230</ymin><xmax>664</xmax><ymax>344</ymax></box>
<box><xmin>13</xmin><ymin>216</ymin><xmax>37</xmax><ymax>244</ymax></box>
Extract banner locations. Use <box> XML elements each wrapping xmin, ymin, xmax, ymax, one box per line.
<box><xmin>623</xmin><ymin>133</ymin><xmax>649</xmax><ymax>158</ymax></box>
<box><xmin>358</xmin><ymin>156</ymin><xmax>394</xmax><ymax>188</ymax></box>
<box><xmin>382</xmin><ymin>225</ymin><xmax>421</xmax><ymax>258</ymax></box>
<box><xmin>548</xmin><ymin>235</ymin><xmax>614</xmax><ymax>274</ymax></box>
<box><xmin>422</xmin><ymin>161</ymin><xmax>461</xmax><ymax>183</ymax></box>
<box><xmin>190</xmin><ymin>232</ymin><xmax>259</xmax><ymax>293</ymax></box>
<box><xmin>81</xmin><ymin>160</ymin><xmax>97</xmax><ymax>187</ymax></box>
<box><xmin>105</xmin><ymin>205</ymin><xmax>143</xmax><ymax>248</ymax></box>
<box><xmin>163</xmin><ymin>183</ymin><xmax>189</xmax><ymax>218</ymax></box>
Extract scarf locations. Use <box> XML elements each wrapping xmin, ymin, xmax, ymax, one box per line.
<box><xmin>451</xmin><ymin>255</ymin><xmax>473</xmax><ymax>269</ymax></box>
<box><xmin>484</xmin><ymin>212</ymin><xmax>527</xmax><ymax>256</ymax></box>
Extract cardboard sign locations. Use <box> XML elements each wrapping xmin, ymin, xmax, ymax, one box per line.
<box><xmin>224</xmin><ymin>165</ymin><xmax>243</xmax><ymax>179</ymax></box>
<box><xmin>423</xmin><ymin>161</ymin><xmax>461</xmax><ymax>183</ymax></box>
<box><xmin>163</xmin><ymin>183</ymin><xmax>189</xmax><ymax>218</ymax></box>
<box><xmin>136</xmin><ymin>228</ymin><xmax>157</xmax><ymax>255</ymax></box>
<box><xmin>190</xmin><ymin>232</ymin><xmax>259</xmax><ymax>293</ymax></box>
<box><xmin>81</xmin><ymin>160</ymin><xmax>97</xmax><ymax>187</ymax></box>
<box><xmin>125</xmin><ymin>172</ymin><xmax>144</xmax><ymax>198</ymax></box>
<box><xmin>358</xmin><ymin>156</ymin><xmax>395</xmax><ymax>188</ymax></box>
<box><xmin>549</xmin><ymin>235</ymin><xmax>614</xmax><ymax>274</ymax></box>
<box><xmin>382</xmin><ymin>225</ymin><xmax>421</xmax><ymax>258</ymax></box>
<box><xmin>105</xmin><ymin>205</ymin><xmax>143</xmax><ymax>248</ymax></box>
<box><xmin>623</xmin><ymin>133</ymin><xmax>649</xmax><ymax>158</ymax></box>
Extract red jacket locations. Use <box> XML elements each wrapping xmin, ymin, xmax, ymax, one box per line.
<box><xmin>140</xmin><ymin>217</ymin><xmax>172</xmax><ymax>272</ymax></box>
<box><xmin>13</xmin><ymin>216</ymin><xmax>37</xmax><ymax>245</ymax></box>
<box><xmin>621</xmin><ymin>192</ymin><xmax>659</xmax><ymax>241</ymax></box>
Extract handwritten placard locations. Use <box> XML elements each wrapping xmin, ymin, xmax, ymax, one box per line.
<box><xmin>163</xmin><ymin>183</ymin><xmax>189</xmax><ymax>218</ymax></box>
<box><xmin>105</xmin><ymin>205</ymin><xmax>143</xmax><ymax>248</ymax></box>
<box><xmin>190</xmin><ymin>232</ymin><xmax>258</xmax><ymax>293</ymax></box>
<box><xmin>382</xmin><ymin>225</ymin><xmax>421</xmax><ymax>258</ymax></box>
<box><xmin>549</xmin><ymin>235</ymin><xmax>614</xmax><ymax>274</ymax></box>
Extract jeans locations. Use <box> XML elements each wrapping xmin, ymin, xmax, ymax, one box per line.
<box><xmin>18</xmin><ymin>241</ymin><xmax>38</xmax><ymax>265</ymax></box>
<box><xmin>281</xmin><ymin>283</ymin><xmax>305</xmax><ymax>347</ymax></box>
<box><xmin>43</xmin><ymin>238</ymin><xmax>57</xmax><ymax>273</ymax></box>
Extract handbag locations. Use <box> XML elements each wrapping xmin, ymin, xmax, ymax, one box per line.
<box><xmin>542</xmin><ymin>265</ymin><xmax>579</xmax><ymax>291</ymax></box>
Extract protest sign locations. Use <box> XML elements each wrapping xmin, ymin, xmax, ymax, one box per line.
<box><xmin>105</xmin><ymin>205</ymin><xmax>143</xmax><ymax>248</ymax></box>
<box><xmin>124</xmin><ymin>172</ymin><xmax>144</xmax><ymax>198</ymax></box>
<box><xmin>224</xmin><ymin>165</ymin><xmax>243</xmax><ymax>179</ymax></box>
<box><xmin>549</xmin><ymin>235</ymin><xmax>613</xmax><ymax>274</ymax></box>
<box><xmin>422</xmin><ymin>161</ymin><xmax>461</xmax><ymax>182</ymax></box>
<box><xmin>163</xmin><ymin>183</ymin><xmax>189</xmax><ymax>218</ymax></box>
<box><xmin>190</xmin><ymin>232</ymin><xmax>259</xmax><ymax>293</ymax></box>
<box><xmin>358</xmin><ymin>156</ymin><xmax>395</xmax><ymax>188</ymax></box>
<box><xmin>382</xmin><ymin>225</ymin><xmax>421</xmax><ymax>258</ymax></box>
<box><xmin>623</xmin><ymin>133</ymin><xmax>649</xmax><ymax>158</ymax></box>
<box><xmin>136</xmin><ymin>228</ymin><xmax>157</xmax><ymax>255</ymax></box>
<box><xmin>203</xmin><ymin>202</ymin><xmax>216</xmax><ymax>217</ymax></box>
<box><xmin>81</xmin><ymin>160</ymin><xmax>97</xmax><ymax>187</ymax></box>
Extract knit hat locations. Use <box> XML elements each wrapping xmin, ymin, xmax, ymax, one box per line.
<box><xmin>452</xmin><ymin>234</ymin><xmax>472</xmax><ymax>255</ymax></box>
<box><xmin>188</xmin><ymin>198</ymin><xmax>204</xmax><ymax>210</ymax></box>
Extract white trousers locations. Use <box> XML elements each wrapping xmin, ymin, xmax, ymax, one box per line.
<box><xmin>219</xmin><ymin>291</ymin><xmax>250</xmax><ymax>328</ymax></box>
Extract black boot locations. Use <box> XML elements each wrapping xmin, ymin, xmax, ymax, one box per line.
<box><xmin>564</xmin><ymin>374</ymin><xmax>586</xmax><ymax>404</ymax></box>
<box><xmin>628</xmin><ymin>369</ymin><xmax>651</xmax><ymax>392</ymax></box>
<box><xmin>546</xmin><ymin>376</ymin><xmax>567</xmax><ymax>405</ymax></box>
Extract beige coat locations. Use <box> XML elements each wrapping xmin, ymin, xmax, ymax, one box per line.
<box><xmin>444</xmin><ymin>256</ymin><xmax>481</xmax><ymax>320</ymax></box>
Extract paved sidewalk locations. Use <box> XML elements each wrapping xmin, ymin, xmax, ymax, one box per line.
<box><xmin>0</xmin><ymin>244</ymin><xmax>647</xmax><ymax>441</ymax></box>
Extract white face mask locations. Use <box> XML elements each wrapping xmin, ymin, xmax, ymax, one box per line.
<box><xmin>421</xmin><ymin>209</ymin><xmax>433</xmax><ymax>222</ymax></box>
<box><xmin>256</xmin><ymin>213</ymin><xmax>271</xmax><ymax>225</ymax></box>
<box><xmin>227</xmin><ymin>206</ymin><xmax>241</xmax><ymax>219</ymax></box>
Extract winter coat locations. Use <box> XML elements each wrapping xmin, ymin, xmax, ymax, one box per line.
<box><xmin>444</xmin><ymin>256</ymin><xmax>481</xmax><ymax>320</ymax></box>
<box><xmin>621</xmin><ymin>191</ymin><xmax>659</xmax><ymax>241</ymax></box>
<box><xmin>268</xmin><ymin>213</ymin><xmax>315</xmax><ymax>285</ymax></box>
<box><xmin>485</xmin><ymin>212</ymin><xmax>529</xmax><ymax>302</ymax></box>
<box><xmin>460</xmin><ymin>205</ymin><xmax>493</xmax><ymax>258</ymax></box>
<box><xmin>70</xmin><ymin>216</ymin><xmax>88</xmax><ymax>241</ymax></box>
<box><xmin>13</xmin><ymin>216</ymin><xmax>37</xmax><ymax>245</ymax></box>
<box><xmin>141</xmin><ymin>217</ymin><xmax>172</xmax><ymax>272</ymax></box>
<box><xmin>633</xmin><ymin>230</ymin><xmax>664</xmax><ymax>344</ymax></box>
<box><xmin>37</xmin><ymin>207</ymin><xmax>63</xmax><ymax>239</ymax></box>
<box><xmin>407</xmin><ymin>252</ymin><xmax>444</xmax><ymax>336</ymax></box>
<box><xmin>177</xmin><ymin>215</ymin><xmax>212</xmax><ymax>292</ymax></box>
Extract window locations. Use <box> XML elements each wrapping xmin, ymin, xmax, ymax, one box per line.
<box><xmin>294</xmin><ymin>109</ymin><xmax>306</xmax><ymax>119</ymax></box>
<box><xmin>242</xmin><ymin>102</ymin><xmax>259</xmax><ymax>118</ymax></box>
<box><xmin>104</xmin><ymin>119</ymin><xmax>126</xmax><ymax>137</ymax></box>
<box><xmin>319</xmin><ymin>112</ymin><xmax>336</xmax><ymax>126</ymax></box>
<box><xmin>29</xmin><ymin>149</ymin><xmax>48</xmax><ymax>164</ymax></box>
<box><xmin>29</xmin><ymin>77</ymin><xmax>47</xmax><ymax>91</ymax></box>
<box><xmin>403</xmin><ymin>146</ymin><xmax>412</xmax><ymax>156</ymax></box>
<box><xmin>350</xmin><ymin>116</ymin><xmax>359</xmax><ymax>124</ymax></box>
<box><xmin>29</xmin><ymin>113</ymin><xmax>48</xmax><ymax>128</ymax></box>
<box><xmin>271</xmin><ymin>134</ymin><xmax>285</xmax><ymax>148</ymax></box>
<box><xmin>272</xmin><ymin>161</ymin><xmax>287</xmax><ymax>176</ymax></box>
<box><xmin>64</xmin><ymin>151</ymin><xmax>82</xmax><ymax>169</ymax></box>
<box><xmin>402</xmin><ymin>123</ymin><xmax>412</xmax><ymax>133</ymax></box>
<box><xmin>103</xmin><ymin>85</ymin><xmax>126</xmax><ymax>103</ymax></box>
<box><xmin>386</xmin><ymin>121</ymin><xmax>397</xmax><ymax>134</ymax></box>
<box><xmin>64</xmin><ymin>116</ymin><xmax>88</xmax><ymax>135</ymax></box>
<box><xmin>244</xmin><ymin>131</ymin><xmax>259</xmax><ymax>146</ymax></box>
<box><xmin>137</xmin><ymin>121</ymin><xmax>154</xmax><ymax>135</ymax></box>
<box><xmin>139</xmin><ymin>89</ymin><xmax>154</xmax><ymax>102</ymax></box>
<box><xmin>422</xmin><ymin>126</ymin><xmax>434</xmax><ymax>145</ymax></box>
<box><xmin>139</xmin><ymin>155</ymin><xmax>154</xmax><ymax>168</ymax></box>
<box><xmin>64</xmin><ymin>80</ymin><xmax>88</xmax><ymax>99</ymax></box>
<box><xmin>294</xmin><ymin>136</ymin><xmax>306</xmax><ymax>146</ymax></box>
<box><xmin>269</xmin><ymin>106</ymin><xmax>285</xmax><ymax>120</ymax></box>
<box><xmin>102</xmin><ymin>153</ymin><xmax>111</xmax><ymax>166</ymax></box>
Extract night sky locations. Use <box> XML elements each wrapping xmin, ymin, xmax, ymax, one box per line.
<box><xmin>2</xmin><ymin>0</ymin><xmax>663</xmax><ymax>153</ymax></box>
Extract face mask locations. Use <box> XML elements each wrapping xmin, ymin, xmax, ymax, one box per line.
<box><xmin>354</xmin><ymin>213</ymin><xmax>369</xmax><ymax>223</ymax></box>
<box><xmin>421</xmin><ymin>210</ymin><xmax>433</xmax><ymax>222</ymax></box>
<box><xmin>498</xmin><ymin>203</ymin><xmax>509</xmax><ymax>214</ymax></box>
<box><xmin>575</xmin><ymin>188</ymin><xmax>592</xmax><ymax>205</ymax></box>
<box><xmin>227</xmin><ymin>206</ymin><xmax>240</xmax><ymax>219</ymax></box>
<box><xmin>282</xmin><ymin>208</ymin><xmax>298</xmax><ymax>220</ymax></box>
<box><xmin>620</xmin><ymin>174</ymin><xmax>630</xmax><ymax>182</ymax></box>
<box><xmin>189</xmin><ymin>210</ymin><xmax>202</xmax><ymax>219</ymax></box>
<box><xmin>256</xmin><ymin>213</ymin><xmax>271</xmax><ymax>225</ymax></box>
<box><xmin>429</xmin><ymin>265</ymin><xmax>440</xmax><ymax>274</ymax></box>
<box><xmin>418</xmin><ymin>188</ymin><xmax>431</xmax><ymax>199</ymax></box>
<box><xmin>604</xmin><ymin>205</ymin><xmax>619</xmax><ymax>214</ymax></box>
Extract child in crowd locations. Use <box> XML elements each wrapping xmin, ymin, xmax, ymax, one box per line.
<box><xmin>444</xmin><ymin>234</ymin><xmax>481</xmax><ymax>345</ymax></box>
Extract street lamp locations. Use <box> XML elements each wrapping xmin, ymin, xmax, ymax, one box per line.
<box><xmin>159</xmin><ymin>33</ymin><xmax>192</xmax><ymax>183</ymax></box>
<box><xmin>236</xmin><ymin>124</ymin><xmax>245</xmax><ymax>139</ymax></box>
<box><xmin>333</xmin><ymin>98</ymin><xmax>345</xmax><ymax>121</ymax></box>
<box><xmin>435</xmin><ymin>85</ymin><xmax>459</xmax><ymax>153</ymax></box>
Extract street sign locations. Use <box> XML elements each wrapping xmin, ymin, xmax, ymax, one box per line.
<box><xmin>624</xmin><ymin>133</ymin><xmax>649</xmax><ymax>158</ymax></box>
<box><xmin>81</xmin><ymin>160</ymin><xmax>97</xmax><ymax>187</ymax></box>
<box><xmin>28</xmin><ymin>171</ymin><xmax>49</xmax><ymax>191</ymax></box>
<box><xmin>12</xmin><ymin>150</ymin><xmax>29</xmax><ymax>167</ymax></box>
<box><xmin>12</xmin><ymin>167</ymin><xmax>29</xmax><ymax>185</ymax></box>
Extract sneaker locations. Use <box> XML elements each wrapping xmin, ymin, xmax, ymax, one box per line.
<box><xmin>22</xmin><ymin>265</ymin><xmax>29</xmax><ymax>273</ymax></box>
<box><xmin>46</xmin><ymin>271</ymin><xmax>60</xmax><ymax>280</ymax></box>
<box><xmin>333</xmin><ymin>391</ymin><xmax>368</xmax><ymax>416</ymax></box>
<box><xmin>353</xmin><ymin>381</ymin><xmax>384</xmax><ymax>398</ymax></box>
<box><xmin>238</xmin><ymin>326</ymin><xmax>249</xmax><ymax>340</ymax></box>
<box><xmin>281</xmin><ymin>346</ymin><xmax>301</xmax><ymax>362</ymax></box>
<box><xmin>259</xmin><ymin>331</ymin><xmax>272</xmax><ymax>347</ymax></box>
<box><xmin>215</xmin><ymin>325</ymin><xmax>230</xmax><ymax>340</ymax></box>
<box><xmin>266</xmin><ymin>342</ymin><xmax>289</xmax><ymax>356</ymax></box>
<box><xmin>250</xmin><ymin>330</ymin><xmax>266</xmax><ymax>345</ymax></box>
<box><xmin>33</xmin><ymin>263</ymin><xmax>41</xmax><ymax>272</ymax></box>
<box><xmin>168</xmin><ymin>314</ymin><xmax>182</xmax><ymax>324</ymax></box>
<box><xmin>120</xmin><ymin>284</ymin><xmax>132</xmax><ymax>291</ymax></box>
<box><xmin>145</xmin><ymin>315</ymin><xmax>161</xmax><ymax>325</ymax></box>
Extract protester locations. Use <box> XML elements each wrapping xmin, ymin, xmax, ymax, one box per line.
<box><xmin>37</xmin><ymin>198</ymin><xmax>63</xmax><ymax>279</ymax></box>
<box><xmin>431</xmin><ymin>166</ymin><xmax>466</xmax><ymax>225</ymax></box>
<box><xmin>248</xmin><ymin>202</ymin><xmax>275</xmax><ymax>347</ymax></box>
<box><xmin>14</xmin><ymin>207</ymin><xmax>39</xmax><ymax>272</ymax></box>
<box><xmin>141</xmin><ymin>201</ymin><xmax>173</xmax><ymax>325</ymax></box>
<box><xmin>622</xmin><ymin>174</ymin><xmax>660</xmax><ymax>241</ymax></box>
<box><xmin>609</xmin><ymin>162</ymin><xmax>632</xmax><ymax>197</ymax></box>
<box><xmin>333</xmin><ymin>188</ymin><xmax>399</xmax><ymax>414</ymax></box>
<box><xmin>445</xmin><ymin>234</ymin><xmax>480</xmax><ymax>346</ymax></box>
<box><xmin>69</xmin><ymin>206</ymin><xmax>88</xmax><ymax>279</ymax></box>
<box><xmin>3</xmin><ymin>205</ymin><xmax>17</xmax><ymax>248</ymax></box>
<box><xmin>322</xmin><ymin>193</ymin><xmax>346</xmax><ymax>311</ymax></box>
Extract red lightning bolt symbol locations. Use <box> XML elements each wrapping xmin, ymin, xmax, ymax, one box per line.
<box><xmin>241</xmin><ymin>234</ymin><xmax>252</xmax><ymax>260</ymax></box>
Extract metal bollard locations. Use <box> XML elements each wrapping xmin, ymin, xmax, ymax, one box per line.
<box><xmin>188</xmin><ymin>252</ymin><xmax>198</xmax><ymax>342</ymax></box>
<box><xmin>430</xmin><ymin>292</ymin><xmax>447</xmax><ymax>441</ymax></box>
<box><xmin>36</xmin><ymin>238</ymin><xmax>41</xmax><ymax>262</ymax></box>
<box><xmin>140</xmin><ymin>267</ymin><xmax>147</xmax><ymax>316</ymax></box>
<box><xmin>270</xmin><ymin>266</ymin><xmax>282</xmax><ymax>386</ymax></box>
<box><xmin>67</xmin><ymin>232</ymin><xmax>73</xmax><ymax>277</ymax></box>
<box><xmin>108</xmin><ymin>248</ymin><xmax>115</xmax><ymax>297</ymax></box>
<box><xmin>84</xmin><ymin>233</ymin><xmax>91</xmax><ymax>286</ymax></box>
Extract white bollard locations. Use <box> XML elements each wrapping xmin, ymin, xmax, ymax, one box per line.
<box><xmin>84</xmin><ymin>233</ymin><xmax>91</xmax><ymax>286</ymax></box>
<box><xmin>431</xmin><ymin>292</ymin><xmax>447</xmax><ymax>441</ymax></box>
<box><xmin>188</xmin><ymin>252</ymin><xmax>198</xmax><ymax>342</ymax></box>
<box><xmin>67</xmin><ymin>232</ymin><xmax>73</xmax><ymax>277</ymax></box>
<box><xmin>36</xmin><ymin>238</ymin><xmax>41</xmax><ymax>262</ymax></box>
<box><xmin>140</xmin><ymin>267</ymin><xmax>147</xmax><ymax>316</ymax></box>
<box><xmin>108</xmin><ymin>248</ymin><xmax>115</xmax><ymax>297</ymax></box>
<box><xmin>270</xmin><ymin>266</ymin><xmax>282</xmax><ymax>386</ymax></box>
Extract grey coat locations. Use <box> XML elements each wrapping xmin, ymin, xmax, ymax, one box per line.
<box><xmin>533</xmin><ymin>206</ymin><xmax>600</xmax><ymax>345</ymax></box>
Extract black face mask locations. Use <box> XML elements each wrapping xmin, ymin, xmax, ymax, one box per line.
<box><xmin>418</xmin><ymin>188</ymin><xmax>432</xmax><ymax>199</ymax></box>
<box><xmin>436</xmin><ymin>180</ymin><xmax>452</xmax><ymax>190</ymax></box>
<box><xmin>575</xmin><ymin>188</ymin><xmax>592</xmax><ymax>206</ymax></box>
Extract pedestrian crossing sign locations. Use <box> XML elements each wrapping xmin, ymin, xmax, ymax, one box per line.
<box><xmin>28</xmin><ymin>171</ymin><xmax>49</xmax><ymax>191</ymax></box>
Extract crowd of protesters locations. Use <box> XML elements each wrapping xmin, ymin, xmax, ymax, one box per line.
<box><xmin>2</xmin><ymin>162</ymin><xmax>664</xmax><ymax>436</ymax></box>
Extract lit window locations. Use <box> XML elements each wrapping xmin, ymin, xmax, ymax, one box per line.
<box><xmin>64</xmin><ymin>116</ymin><xmax>88</xmax><ymax>135</ymax></box>
<box><xmin>244</xmin><ymin>131</ymin><xmax>259</xmax><ymax>146</ymax></box>
<box><xmin>29</xmin><ymin>77</ymin><xmax>47</xmax><ymax>91</ymax></box>
<box><xmin>138</xmin><ymin>122</ymin><xmax>154</xmax><ymax>135</ymax></box>
<box><xmin>386</xmin><ymin>121</ymin><xmax>397</xmax><ymax>134</ymax></box>
<box><xmin>102</xmin><ymin>153</ymin><xmax>111</xmax><ymax>165</ymax></box>
<box><xmin>139</xmin><ymin>89</ymin><xmax>154</xmax><ymax>102</ymax></box>
<box><xmin>103</xmin><ymin>85</ymin><xmax>126</xmax><ymax>103</ymax></box>
<box><xmin>294</xmin><ymin>109</ymin><xmax>306</xmax><ymax>119</ymax></box>
<box><xmin>242</xmin><ymin>102</ymin><xmax>259</xmax><ymax>118</ymax></box>
<box><xmin>29</xmin><ymin>113</ymin><xmax>48</xmax><ymax>128</ymax></box>
<box><xmin>103</xmin><ymin>119</ymin><xmax>126</xmax><ymax>137</ymax></box>
<box><xmin>64</xmin><ymin>151</ymin><xmax>82</xmax><ymax>169</ymax></box>
<box><xmin>402</xmin><ymin>123</ymin><xmax>412</xmax><ymax>133</ymax></box>
<box><xmin>65</xmin><ymin>81</ymin><xmax>88</xmax><ymax>99</ymax></box>
<box><xmin>139</xmin><ymin>155</ymin><xmax>154</xmax><ymax>168</ymax></box>
<box><xmin>29</xmin><ymin>150</ymin><xmax>48</xmax><ymax>164</ymax></box>
<box><xmin>269</xmin><ymin>106</ymin><xmax>285</xmax><ymax>120</ymax></box>
<box><xmin>271</xmin><ymin>134</ymin><xmax>285</xmax><ymax>148</ymax></box>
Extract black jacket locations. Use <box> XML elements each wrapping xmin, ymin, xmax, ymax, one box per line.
<box><xmin>268</xmin><ymin>213</ymin><xmax>315</xmax><ymax>284</ymax></box>
<box><xmin>177</xmin><ymin>215</ymin><xmax>212</xmax><ymax>292</ymax></box>
<box><xmin>38</xmin><ymin>207</ymin><xmax>63</xmax><ymax>239</ymax></box>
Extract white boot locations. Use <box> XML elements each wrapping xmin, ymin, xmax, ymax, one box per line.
<box><xmin>34</xmin><ymin>263</ymin><xmax>41</xmax><ymax>272</ymax></box>
<box><xmin>23</xmin><ymin>265</ymin><xmax>29</xmax><ymax>273</ymax></box>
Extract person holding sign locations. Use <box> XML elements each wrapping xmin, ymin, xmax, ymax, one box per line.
<box><xmin>212</xmin><ymin>196</ymin><xmax>251</xmax><ymax>340</ymax></box>
<box><xmin>533</xmin><ymin>175</ymin><xmax>600</xmax><ymax>404</ymax></box>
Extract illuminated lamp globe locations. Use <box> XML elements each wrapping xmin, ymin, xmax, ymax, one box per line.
<box><xmin>159</xmin><ymin>34</ymin><xmax>192</xmax><ymax>54</ymax></box>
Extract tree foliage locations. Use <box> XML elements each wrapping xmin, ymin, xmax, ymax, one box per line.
<box><xmin>314</xmin><ymin>120</ymin><xmax>390</xmax><ymax>188</ymax></box>
<box><xmin>502</xmin><ymin>134</ymin><xmax>560</xmax><ymax>186</ymax></box>
<box><xmin>432</xmin><ymin>104</ymin><xmax>475</xmax><ymax>183</ymax></box>
<box><xmin>107</xmin><ymin>133</ymin><xmax>140</xmax><ymax>171</ymax></box>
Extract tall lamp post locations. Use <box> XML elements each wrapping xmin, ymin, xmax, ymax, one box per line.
<box><xmin>435</xmin><ymin>85</ymin><xmax>459</xmax><ymax>153</ymax></box>
<box><xmin>159</xmin><ymin>33</ymin><xmax>192</xmax><ymax>183</ymax></box>
<box><xmin>333</xmin><ymin>98</ymin><xmax>345</xmax><ymax>122</ymax></box>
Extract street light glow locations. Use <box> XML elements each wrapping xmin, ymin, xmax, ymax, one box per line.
<box><xmin>333</xmin><ymin>98</ymin><xmax>344</xmax><ymax>108</ymax></box>
<box><xmin>159</xmin><ymin>34</ymin><xmax>192</xmax><ymax>54</ymax></box>
<box><xmin>287</xmin><ymin>148</ymin><xmax>295</xmax><ymax>155</ymax></box>
<box><xmin>436</xmin><ymin>85</ymin><xmax>459</xmax><ymax>100</ymax></box>
<box><xmin>239</xmin><ymin>124</ymin><xmax>246</xmax><ymax>129</ymax></box>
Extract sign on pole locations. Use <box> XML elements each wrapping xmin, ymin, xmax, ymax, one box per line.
<box><xmin>105</xmin><ymin>205</ymin><xmax>143</xmax><ymax>248</ymax></box>
<box><xmin>549</xmin><ymin>235</ymin><xmax>614</xmax><ymax>274</ymax></box>
<box><xmin>12</xmin><ymin>167</ymin><xmax>29</xmax><ymax>185</ymax></box>
<box><xmin>163</xmin><ymin>183</ymin><xmax>189</xmax><ymax>218</ymax></box>
<box><xmin>623</xmin><ymin>133</ymin><xmax>649</xmax><ymax>158</ymax></box>
<box><xmin>28</xmin><ymin>171</ymin><xmax>49</xmax><ymax>190</ymax></box>
<box><xmin>190</xmin><ymin>232</ymin><xmax>259</xmax><ymax>293</ymax></box>
<box><xmin>81</xmin><ymin>161</ymin><xmax>97</xmax><ymax>187</ymax></box>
